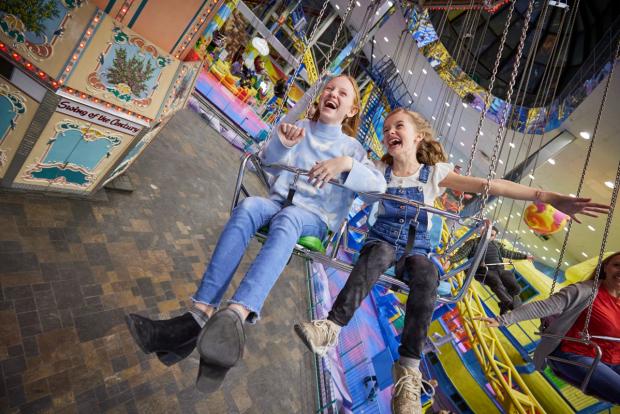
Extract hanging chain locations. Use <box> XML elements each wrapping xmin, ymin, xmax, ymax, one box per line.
<box><xmin>272</xmin><ymin>0</ymin><xmax>332</xmax><ymax>123</ymax></box>
<box><xmin>477</xmin><ymin>0</ymin><xmax>535</xmax><ymax>218</ymax></box>
<box><xmin>579</xmin><ymin>39</ymin><xmax>620</xmax><ymax>338</ymax></box>
<box><xmin>303</xmin><ymin>0</ymin><xmax>357</xmax><ymax>118</ymax></box>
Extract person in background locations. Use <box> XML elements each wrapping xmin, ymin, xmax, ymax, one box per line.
<box><xmin>476</xmin><ymin>251</ymin><xmax>620</xmax><ymax>404</ymax></box>
<box><xmin>446</xmin><ymin>225</ymin><xmax>533</xmax><ymax>314</ymax></box>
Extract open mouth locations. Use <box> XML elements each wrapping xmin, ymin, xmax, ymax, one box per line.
<box><xmin>387</xmin><ymin>137</ymin><xmax>403</xmax><ymax>149</ymax></box>
<box><xmin>324</xmin><ymin>100</ymin><xmax>338</xmax><ymax>110</ymax></box>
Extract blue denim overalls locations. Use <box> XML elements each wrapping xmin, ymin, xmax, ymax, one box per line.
<box><xmin>366</xmin><ymin>164</ymin><xmax>432</xmax><ymax>277</ymax></box>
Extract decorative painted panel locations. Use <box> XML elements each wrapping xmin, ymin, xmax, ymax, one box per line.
<box><xmin>0</xmin><ymin>1</ymin><xmax>97</xmax><ymax>79</ymax></box>
<box><xmin>158</xmin><ymin>61</ymin><xmax>202</xmax><ymax>119</ymax></box>
<box><xmin>14</xmin><ymin>111</ymin><xmax>134</xmax><ymax>192</ymax></box>
<box><xmin>64</xmin><ymin>15</ymin><xmax>180</xmax><ymax>119</ymax></box>
<box><xmin>0</xmin><ymin>78</ymin><xmax>38</xmax><ymax>178</ymax></box>
<box><xmin>103</xmin><ymin>116</ymin><xmax>170</xmax><ymax>186</ymax></box>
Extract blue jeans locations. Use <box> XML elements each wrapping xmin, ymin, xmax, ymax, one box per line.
<box><xmin>549</xmin><ymin>349</ymin><xmax>620</xmax><ymax>404</ymax></box>
<box><xmin>193</xmin><ymin>197</ymin><xmax>327</xmax><ymax>322</ymax></box>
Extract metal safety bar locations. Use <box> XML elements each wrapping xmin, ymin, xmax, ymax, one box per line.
<box><xmin>537</xmin><ymin>332</ymin><xmax>603</xmax><ymax>393</ymax></box>
<box><xmin>231</xmin><ymin>153</ymin><xmax>493</xmax><ymax>303</ymax></box>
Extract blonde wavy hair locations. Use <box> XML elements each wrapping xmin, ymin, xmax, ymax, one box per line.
<box><xmin>381</xmin><ymin>108</ymin><xmax>447</xmax><ymax>166</ymax></box>
<box><xmin>310</xmin><ymin>75</ymin><xmax>361</xmax><ymax>137</ymax></box>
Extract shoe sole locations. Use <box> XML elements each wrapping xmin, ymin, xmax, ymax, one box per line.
<box><xmin>125</xmin><ymin>314</ymin><xmax>151</xmax><ymax>354</ymax></box>
<box><xmin>293</xmin><ymin>323</ymin><xmax>321</xmax><ymax>355</ymax></box>
<box><xmin>197</xmin><ymin>310</ymin><xmax>244</xmax><ymax>367</ymax></box>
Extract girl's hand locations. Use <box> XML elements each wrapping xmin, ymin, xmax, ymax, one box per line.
<box><xmin>277</xmin><ymin>123</ymin><xmax>305</xmax><ymax>147</ymax></box>
<box><xmin>308</xmin><ymin>156</ymin><xmax>353</xmax><ymax>188</ymax></box>
<box><xmin>544</xmin><ymin>192</ymin><xmax>610</xmax><ymax>224</ymax></box>
<box><xmin>472</xmin><ymin>316</ymin><xmax>500</xmax><ymax>328</ymax></box>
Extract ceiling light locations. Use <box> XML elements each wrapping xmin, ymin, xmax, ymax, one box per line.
<box><xmin>384</xmin><ymin>36</ymin><xmax>389</xmax><ymax>42</ymax></box>
<box><xmin>373</xmin><ymin>39</ymin><xmax>377</xmax><ymax>44</ymax></box>
<box><xmin>527</xmin><ymin>244</ymin><xmax>531</xmax><ymax>248</ymax></box>
<box><xmin>446</xmin><ymin>122</ymin><xmax>451</xmax><ymax>127</ymax></box>
<box><xmin>376</xmin><ymin>10</ymin><xmax>380</xmax><ymax>15</ymax></box>
<box><xmin>564</xmin><ymin>261</ymin><xmax>570</xmax><ymax>266</ymax></box>
<box><xmin>445</xmin><ymin>102</ymin><xmax>450</xmax><ymax>107</ymax></box>
<box><xmin>521</xmin><ymin>229</ymin><xmax>526</xmax><ymax>234</ymax></box>
<box><xmin>534</xmin><ymin>244</ymin><xmax>538</xmax><ymax>248</ymax></box>
<box><xmin>548</xmin><ymin>158</ymin><xmax>556</xmax><ymax>165</ymax></box>
<box><xmin>413</xmin><ymin>92</ymin><xmax>418</xmax><ymax>97</ymax></box>
<box><xmin>551</xmin><ymin>258</ymin><xmax>557</xmax><ymax>263</ymax></box>
<box><xmin>499</xmin><ymin>159</ymin><xmax>504</xmax><ymax>164</ymax></box>
<box><xmin>509</xmin><ymin>143</ymin><xmax>515</xmax><ymax>148</ymax></box>
<box><xmin>408</xmin><ymin>100</ymin><xmax>412</xmax><ymax>104</ymax></box>
<box><xmin>581</xmin><ymin>252</ymin><xmax>588</xmax><ymax>258</ymax></box>
<box><xmin>388</xmin><ymin>1</ymin><xmax>393</xmax><ymax>6</ymax></box>
<box><xmin>528</xmin><ymin>174</ymin><xmax>535</xmax><ymax>180</ymax></box>
<box><xmin>422</xmin><ymin>68</ymin><xmax>427</xmax><ymax>75</ymax></box>
<box><xmin>510</xmin><ymin>214</ymin><xmax>514</xmax><ymax>218</ymax></box>
<box><xmin>431</xmin><ymin>116</ymin><xmax>436</xmax><ymax>120</ymax></box>
<box><xmin>396</xmin><ymin>69</ymin><xmax>399</xmax><ymax>73</ymax></box>
<box><xmin>579</xmin><ymin>131</ymin><xmax>590</xmax><ymax>139</ymax></box>
<box><xmin>427</xmin><ymin>96</ymin><xmax>432</xmax><ymax>101</ymax></box>
<box><xmin>449</xmin><ymin>154</ymin><xmax>454</xmax><ymax>158</ymax></box>
<box><xmin>459</xmin><ymin>159</ymin><xmax>464</xmax><ymax>163</ymax></box>
<box><xmin>372</xmin><ymin>54</ymin><xmax>376</xmax><ymax>58</ymax></box>
<box><xmin>460</xmin><ymin>141</ymin><xmax>465</xmax><ymax>146</ymax></box>
<box><xmin>516</xmin><ymin>212</ymin><xmax>521</xmax><ymax>217</ymax></box>
<box><xmin>498</xmin><ymin>199</ymin><xmax>502</xmax><ymax>203</ymax></box>
<box><xmin>408</xmin><ymin>69</ymin><xmax>413</xmax><ymax>75</ymax></box>
<box><xmin>543</xmin><ymin>246</ymin><xmax>548</xmax><ymax>251</ymax></box>
<box><xmin>386</xmin><ymin>54</ymin><xmax>390</xmax><ymax>58</ymax></box>
<box><xmin>479</xmin><ymin>131</ymin><xmax>484</xmax><ymax>136</ymax></box>
<box><xmin>555</xmin><ymin>248</ymin><xmax>560</xmax><ymax>253</ymax></box>
<box><xmin>355</xmin><ymin>0</ymin><xmax>361</xmax><ymax>6</ymax></box>
<box><xmin>605</xmin><ymin>181</ymin><xmax>614</xmax><ymax>189</ymax></box>
<box><xmin>462</xmin><ymin>103</ymin><xmax>468</xmax><ymax>108</ymax></box>
<box><xmin>335</xmin><ymin>4</ymin><xmax>340</xmax><ymax>9</ymax></box>
<box><xmin>564</xmin><ymin>227</ymin><xmax>568</xmax><ymax>231</ymax></box>
<box><xmin>542</xmin><ymin>256</ymin><xmax>547</xmax><ymax>260</ymax></box>
<box><xmin>588</xmin><ymin>225</ymin><xmax>595</xmax><ymax>231</ymax></box>
<box><xmin>460</xmin><ymin>126</ymin><xmax>466</xmax><ymax>131</ymax></box>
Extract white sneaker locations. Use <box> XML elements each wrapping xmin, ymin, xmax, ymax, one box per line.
<box><xmin>294</xmin><ymin>319</ymin><xmax>341</xmax><ymax>356</ymax></box>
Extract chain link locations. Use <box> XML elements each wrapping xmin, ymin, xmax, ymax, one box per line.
<box><xmin>580</xmin><ymin>39</ymin><xmax>620</xmax><ymax>339</ymax></box>
<box><xmin>477</xmin><ymin>0</ymin><xmax>535</xmax><ymax>218</ymax></box>
<box><xmin>446</xmin><ymin>0</ymin><xmax>517</xmax><ymax>245</ymax></box>
<box><xmin>304</xmin><ymin>0</ymin><xmax>357</xmax><ymax>118</ymax></box>
<box><xmin>272</xmin><ymin>0</ymin><xmax>332</xmax><ymax>123</ymax></box>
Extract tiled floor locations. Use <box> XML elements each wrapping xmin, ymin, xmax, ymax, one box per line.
<box><xmin>0</xmin><ymin>109</ymin><xmax>316</xmax><ymax>413</ymax></box>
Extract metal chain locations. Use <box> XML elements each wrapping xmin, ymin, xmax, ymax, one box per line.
<box><xmin>304</xmin><ymin>0</ymin><xmax>357</xmax><ymax>119</ymax></box>
<box><xmin>272</xmin><ymin>0</ymin><xmax>332</xmax><ymax>123</ymax></box>
<box><xmin>445</xmin><ymin>0</ymin><xmax>518</xmax><ymax>246</ymax></box>
<box><xmin>477</xmin><ymin>0</ymin><xmax>535</xmax><ymax>218</ymax></box>
<box><xmin>580</xmin><ymin>39</ymin><xmax>620</xmax><ymax>338</ymax></box>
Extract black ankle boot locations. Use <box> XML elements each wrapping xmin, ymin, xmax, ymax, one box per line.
<box><xmin>125</xmin><ymin>312</ymin><xmax>200</xmax><ymax>354</ymax></box>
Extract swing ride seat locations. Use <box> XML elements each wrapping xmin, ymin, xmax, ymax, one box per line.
<box><xmin>231</xmin><ymin>153</ymin><xmax>494</xmax><ymax>304</ymax></box>
<box><xmin>534</xmin><ymin>331</ymin><xmax>620</xmax><ymax>402</ymax></box>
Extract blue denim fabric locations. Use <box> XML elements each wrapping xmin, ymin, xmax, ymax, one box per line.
<box><xmin>366</xmin><ymin>165</ymin><xmax>432</xmax><ymax>259</ymax></box>
<box><xmin>192</xmin><ymin>196</ymin><xmax>327</xmax><ymax>322</ymax></box>
<box><xmin>549</xmin><ymin>349</ymin><xmax>620</xmax><ymax>404</ymax></box>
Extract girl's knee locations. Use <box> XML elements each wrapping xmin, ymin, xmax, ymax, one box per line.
<box><xmin>405</xmin><ymin>255</ymin><xmax>438</xmax><ymax>287</ymax></box>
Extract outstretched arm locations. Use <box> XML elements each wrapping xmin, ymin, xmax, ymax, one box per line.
<box><xmin>439</xmin><ymin>172</ymin><xmax>610</xmax><ymax>223</ymax></box>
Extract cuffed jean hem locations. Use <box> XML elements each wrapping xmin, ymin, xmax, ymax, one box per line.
<box><xmin>227</xmin><ymin>299</ymin><xmax>260</xmax><ymax>324</ymax></box>
<box><xmin>191</xmin><ymin>296</ymin><xmax>220</xmax><ymax>309</ymax></box>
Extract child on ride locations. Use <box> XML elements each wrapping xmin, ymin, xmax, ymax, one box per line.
<box><xmin>294</xmin><ymin>108</ymin><xmax>610</xmax><ymax>414</ymax></box>
<box><xmin>125</xmin><ymin>75</ymin><xmax>387</xmax><ymax>391</ymax></box>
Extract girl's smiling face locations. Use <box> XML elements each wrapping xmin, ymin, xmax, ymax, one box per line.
<box><xmin>382</xmin><ymin>112</ymin><xmax>422</xmax><ymax>157</ymax></box>
<box><xmin>317</xmin><ymin>76</ymin><xmax>359</xmax><ymax>125</ymax></box>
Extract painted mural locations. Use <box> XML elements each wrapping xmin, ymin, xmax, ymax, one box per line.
<box><xmin>103</xmin><ymin>117</ymin><xmax>169</xmax><ymax>186</ymax></box>
<box><xmin>19</xmin><ymin>117</ymin><xmax>123</xmax><ymax>190</ymax></box>
<box><xmin>0</xmin><ymin>83</ymin><xmax>26</xmax><ymax>166</ymax></box>
<box><xmin>87</xmin><ymin>27</ymin><xmax>172</xmax><ymax>108</ymax></box>
<box><xmin>159</xmin><ymin>61</ymin><xmax>202</xmax><ymax>119</ymax></box>
<box><xmin>0</xmin><ymin>0</ymin><xmax>84</xmax><ymax>60</ymax></box>
<box><xmin>0</xmin><ymin>79</ymin><xmax>38</xmax><ymax>179</ymax></box>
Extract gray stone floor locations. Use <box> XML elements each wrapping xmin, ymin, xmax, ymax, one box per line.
<box><xmin>0</xmin><ymin>109</ymin><xmax>316</xmax><ymax>413</ymax></box>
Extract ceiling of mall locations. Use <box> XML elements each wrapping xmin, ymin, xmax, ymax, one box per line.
<box><xmin>328</xmin><ymin>0</ymin><xmax>619</xmax><ymax>268</ymax></box>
